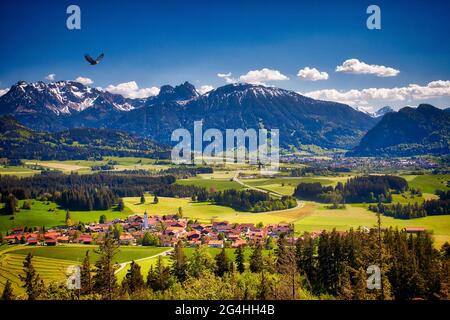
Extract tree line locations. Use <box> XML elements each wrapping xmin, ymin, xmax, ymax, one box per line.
<box><xmin>293</xmin><ymin>175</ymin><xmax>408</xmax><ymax>204</ymax></box>
<box><xmin>369</xmin><ymin>189</ymin><xmax>450</xmax><ymax>219</ymax></box>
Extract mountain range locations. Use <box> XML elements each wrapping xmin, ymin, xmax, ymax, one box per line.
<box><xmin>0</xmin><ymin>80</ymin><xmax>448</xmax><ymax>157</ymax></box>
<box><xmin>349</xmin><ymin>104</ymin><xmax>450</xmax><ymax>156</ymax></box>
<box><xmin>0</xmin><ymin>80</ymin><xmax>376</xmax><ymax>150</ymax></box>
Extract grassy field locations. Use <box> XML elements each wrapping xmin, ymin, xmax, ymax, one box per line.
<box><xmin>294</xmin><ymin>203</ymin><xmax>450</xmax><ymax>248</ymax></box>
<box><xmin>243</xmin><ymin>177</ymin><xmax>336</xmax><ymax>196</ymax></box>
<box><xmin>0</xmin><ymin>252</ymin><xmax>76</xmax><ymax>297</ymax></box>
<box><xmin>116</xmin><ymin>247</ymin><xmax>273</xmax><ymax>281</ymax></box>
<box><xmin>176</xmin><ymin>178</ymin><xmax>244</xmax><ymax>191</ymax></box>
<box><xmin>0</xmin><ymin>245</ymin><xmax>168</xmax><ymax>295</ymax></box>
<box><xmin>405</xmin><ymin>174</ymin><xmax>449</xmax><ymax>194</ymax></box>
<box><xmin>5</xmin><ymin>245</ymin><xmax>168</xmax><ymax>264</ymax></box>
<box><xmin>0</xmin><ymin>200</ymin><xmax>133</xmax><ymax>233</ymax></box>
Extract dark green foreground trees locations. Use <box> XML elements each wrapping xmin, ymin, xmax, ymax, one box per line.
<box><xmin>3</xmin><ymin>227</ymin><xmax>450</xmax><ymax>300</ymax></box>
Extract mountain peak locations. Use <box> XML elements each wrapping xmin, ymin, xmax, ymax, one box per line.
<box><xmin>374</xmin><ymin>106</ymin><xmax>394</xmax><ymax>118</ymax></box>
<box><xmin>153</xmin><ymin>81</ymin><xmax>199</xmax><ymax>103</ymax></box>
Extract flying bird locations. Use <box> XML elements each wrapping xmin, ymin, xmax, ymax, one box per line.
<box><xmin>84</xmin><ymin>53</ymin><xmax>104</xmax><ymax>65</ymax></box>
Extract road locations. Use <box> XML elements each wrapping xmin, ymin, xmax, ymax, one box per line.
<box><xmin>114</xmin><ymin>247</ymin><xmax>174</xmax><ymax>274</ymax></box>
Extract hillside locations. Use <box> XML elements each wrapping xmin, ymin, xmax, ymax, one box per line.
<box><xmin>349</xmin><ymin>104</ymin><xmax>450</xmax><ymax>156</ymax></box>
<box><xmin>0</xmin><ymin>116</ymin><xmax>168</xmax><ymax>160</ymax></box>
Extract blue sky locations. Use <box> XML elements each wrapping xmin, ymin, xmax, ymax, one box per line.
<box><xmin>0</xmin><ymin>0</ymin><xmax>449</xmax><ymax>111</ymax></box>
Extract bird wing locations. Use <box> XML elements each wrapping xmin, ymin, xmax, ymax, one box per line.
<box><xmin>84</xmin><ymin>54</ymin><xmax>96</xmax><ymax>64</ymax></box>
<box><xmin>96</xmin><ymin>53</ymin><xmax>104</xmax><ymax>62</ymax></box>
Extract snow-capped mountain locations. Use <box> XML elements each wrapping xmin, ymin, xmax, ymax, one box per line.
<box><xmin>373</xmin><ymin>106</ymin><xmax>394</xmax><ymax>118</ymax></box>
<box><xmin>0</xmin><ymin>80</ymin><xmax>378</xmax><ymax>149</ymax></box>
<box><xmin>0</xmin><ymin>80</ymin><xmax>140</xmax><ymax>116</ymax></box>
<box><xmin>115</xmin><ymin>83</ymin><xmax>377</xmax><ymax>149</ymax></box>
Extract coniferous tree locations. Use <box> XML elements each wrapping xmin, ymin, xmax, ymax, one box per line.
<box><xmin>80</xmin><ymin>250</ymin><xmax>93</xmax><ymax>295</ymax></box>
<box><xmin>215</xmin><ymin>248</ymin><xmax>231</xmax><ymax>277</ymax></box>
<box><xmin>153</xmin><ymin>195</ymin><xmax>159</xmax><ymax>204</ymax></box>
<box><xmin>1</xmin><ymin>280</ymin><xmax>14</xmax><ymax>300</ymax></box>
<box><xmin>250</xmin><ymin>242</ymin><xmax>264</xmax><ymax>273</ymax></box>
<box><xmin>4</xmin><ymin>194</ymin><xmax>18</xmax><ymax>215</ymax></box>
<box><xmin>140</xmin><ymin>194</ymin><xmax>145</xmax><ymax>204</ymax></box>
<box><xmin>275</xmin><ymin>234</ymin><xmax>289</xmax><ymax>273</ymax></box>
<box><xmin>235</xmin><ymin>246</ymin><xmax>245</xmax><ymax>273</ymax></box>
<box><xmin>171</xmin><ymin>240</ymin><xmax>187</xmax><ymax>282</ymax></box>
<box><xmin>93</xmin><ymin>235</ymin><xmax>119</xmax><ymax>300</ymax></box>
<box><xmin>125</xmin><ymin>261</ymin><xmax>145</xmax><ymax>294</ymax></box>
<box><xmin>147</xmin><ymin>256</ymin><xmax>171</xmax><ymax>291</ymax></box>
<box><xmin>117</xmin><ymin>198</ymin><xmax>125</xmax><ymax>212</ymax></box>
<box><xmin>20</xmin><ymin>253</ymin><xmax>45</xmax><ymax>300</ymax></box>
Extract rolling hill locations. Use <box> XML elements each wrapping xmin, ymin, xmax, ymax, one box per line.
<box><xmin>0</xmin><ymin>116</ymin><xmax>168</xmax><ymax>160</ymax></box>
<box><xmin>349</xmin><ymin>104</ymin><xmax>450</xmax><ymax>156</ymax></box>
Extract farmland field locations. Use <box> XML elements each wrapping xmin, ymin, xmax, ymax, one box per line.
<box><xmin>0</xmin><ymin>200</ymin><xmax>134</xmax><ymax>233</ymax></box>
<box><xmin>176</xmin><ymin>178</ymin><xmax>244</xmax><ymax>191</ymax></box>
<box><xmin>0</xmin><ymin>245</ymin><xmax>169</xmax><ymax>295</ymax></box>
<box><xmin>294</xmin><ymin>204</ymin><xmax>450</xmax><ymax>248</ymax></box>
<box><xmin>406</xmin><ymin>174</ymin><xmax>449</xmax><ymax>194</ymax></box>
<box><xmin>5</xmin><ymin>245</ymin><xmax>168</xmax><ymax>264</ymax></box>
<box><xmin>243</xmin><ymin>177</ymin><xmax>336</xmax><ymax>196</ymax></box>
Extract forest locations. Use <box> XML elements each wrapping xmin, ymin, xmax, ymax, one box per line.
<box><xmin>369</xmin><ymin>190</ymin><xmax>450</xmax><ymax>219</ymax></box>
<box><xmin>293</xmin><ymin>175</ymin><xmax>408</xmax><ymax>204</ymax></box>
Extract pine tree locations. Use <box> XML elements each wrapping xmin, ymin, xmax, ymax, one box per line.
<box><xmin>154</xmin><ymin>195</ymin><xmax>159</xmax><ymax>204</ymax></box>
<box><xmin>353</xmin><ymin>268</ymin><xmax>367</xmax><ymax>300</ymax></box>
<box><xmin>250</xmin><ymin>242</ymin><xmax>264</xmax><ymax>273</ymax></box>
<box><xmin>171</xmin><ymin>240</ymin><xmax>187</xmax><ymax>282</ymax></box>
<box><xmin>65</xmin><ymin>210</ymin><xmax>72</xmax><ymax>226</ymax></box>
<box><xmin>147</xmin><ymin>256</ymin><xmax>171</xmax><ymax>291</ymax></box>
<box><xmin>99</xmin><ymin>214</ymin><xmax>107</xmax><ymax>224</ymax></box>
<box><xmin>19</xmin><ymin>253</ymin><xmax>45</xmax><ymax>300</ymax></box>
<box><xmin>177</xmin><ymin>207</ymin><xmax>183</xmax><ymax>219</ymax></box>
<box><xmin>125</xmin><ymin>261</ymin><xmax>145</xmax><ymax>294</ymax></box>
<box><xmin>93</xmin><ymin>235</ymin><xmax>119</xmax><ymax>300</ymax></box>
<box><xmin>235</xmin><ymin>246</ymin><xmax>245</xmax><ymax>273</ymax></box>
<box><xmin>117</xmin><ymin>198</ymin><xmax>125</xmax><ymax>212</ymax></box>
<box><xmin>140</xmin><ymin>194</ymin><xmax>146</xmax><ymax>204</ymax></box>
<box><xmin>80</xmin><ymin>250</ymin><xmax>93</xmax><ymax>295</ymax></box>
<box><xmin>4</xmin><ymin>194</ymin><xmax>18</xmax><ymax>215</ymax></box>
<box><xmin>215</xmin><ymin>248</ymin><xmax>230</xmax><ymax>277</ymax></box>
<box><xmin>275</xmin><ymin>234</ymin><xmax>289</xmax><ymax>273</ymax></box>
<box><xmin>1</xmin><ymin>280</ymin><xmax>14</xmax><ymax>300</ymax></box>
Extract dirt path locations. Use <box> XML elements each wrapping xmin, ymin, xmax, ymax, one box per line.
<box><xmin>232</xmin><ymin>171</ymin><xmax>305</xmax><ymax>213</ymax></box>
<box><xmin>114</xmin><ymin>248</ymin><xmax>174</xmax><ymax>274</ymax></box>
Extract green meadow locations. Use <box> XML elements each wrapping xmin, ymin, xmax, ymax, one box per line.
<box><xmin>176</xmin><ymin>178</ymin><xmax>244</xmax><ymax>191</ymax></box>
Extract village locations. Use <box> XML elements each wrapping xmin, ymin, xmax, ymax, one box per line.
<box><xmin>2</xmin><ymin>211</ymin><xmax>297</xmax><ymax>248</ymax></box>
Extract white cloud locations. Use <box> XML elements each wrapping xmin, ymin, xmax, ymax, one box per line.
<box><xmin>302</xmin><ymin>80</ymin><xmax>450</xmax><ymax>107</ymax></box>
<box><xmin>218</xmin><ymin>69</ymin><xmax>289</xmax><ymax>86</ymax></box>
<box><xmin>239</xmin><ymin>68</ymin><xmax>289</xmax><ymax>85</ymax></box>
<box><xmin>0</xmin><ymin>88</ymin><xmax>9</xmax><ymax>97</ymax></box>
<box><xmin>336</xmin><ymin>59</ymin><xmax>400</xmax><ymax>77</ymax></box>
<box><xmin>217</xmin><ymin>72</ymin><xmax>237</xmax><ymax>84</ymax></box>
<box><xmin>197</xmin><ymin>85</ymin><xmax>214</xmax><ymax>95</ymax></box>
<box><xmin>105</xmin><ymin>81</ymin><xmax>160</xmax><ymax>98</ymax></box>
<box><xmin>297</xmin><ymin>67</ymin><xmax>329</xmax><ymax>81</ymax></box>
<box><xmin>46</xmin><ymin>74</ymin><xmax>56</xmax><ymax>81</ymax></box>
<box><xmin>75</xmin><ymin>77</ymin><xmax>94</xmax><ymax>86</ymax></box>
